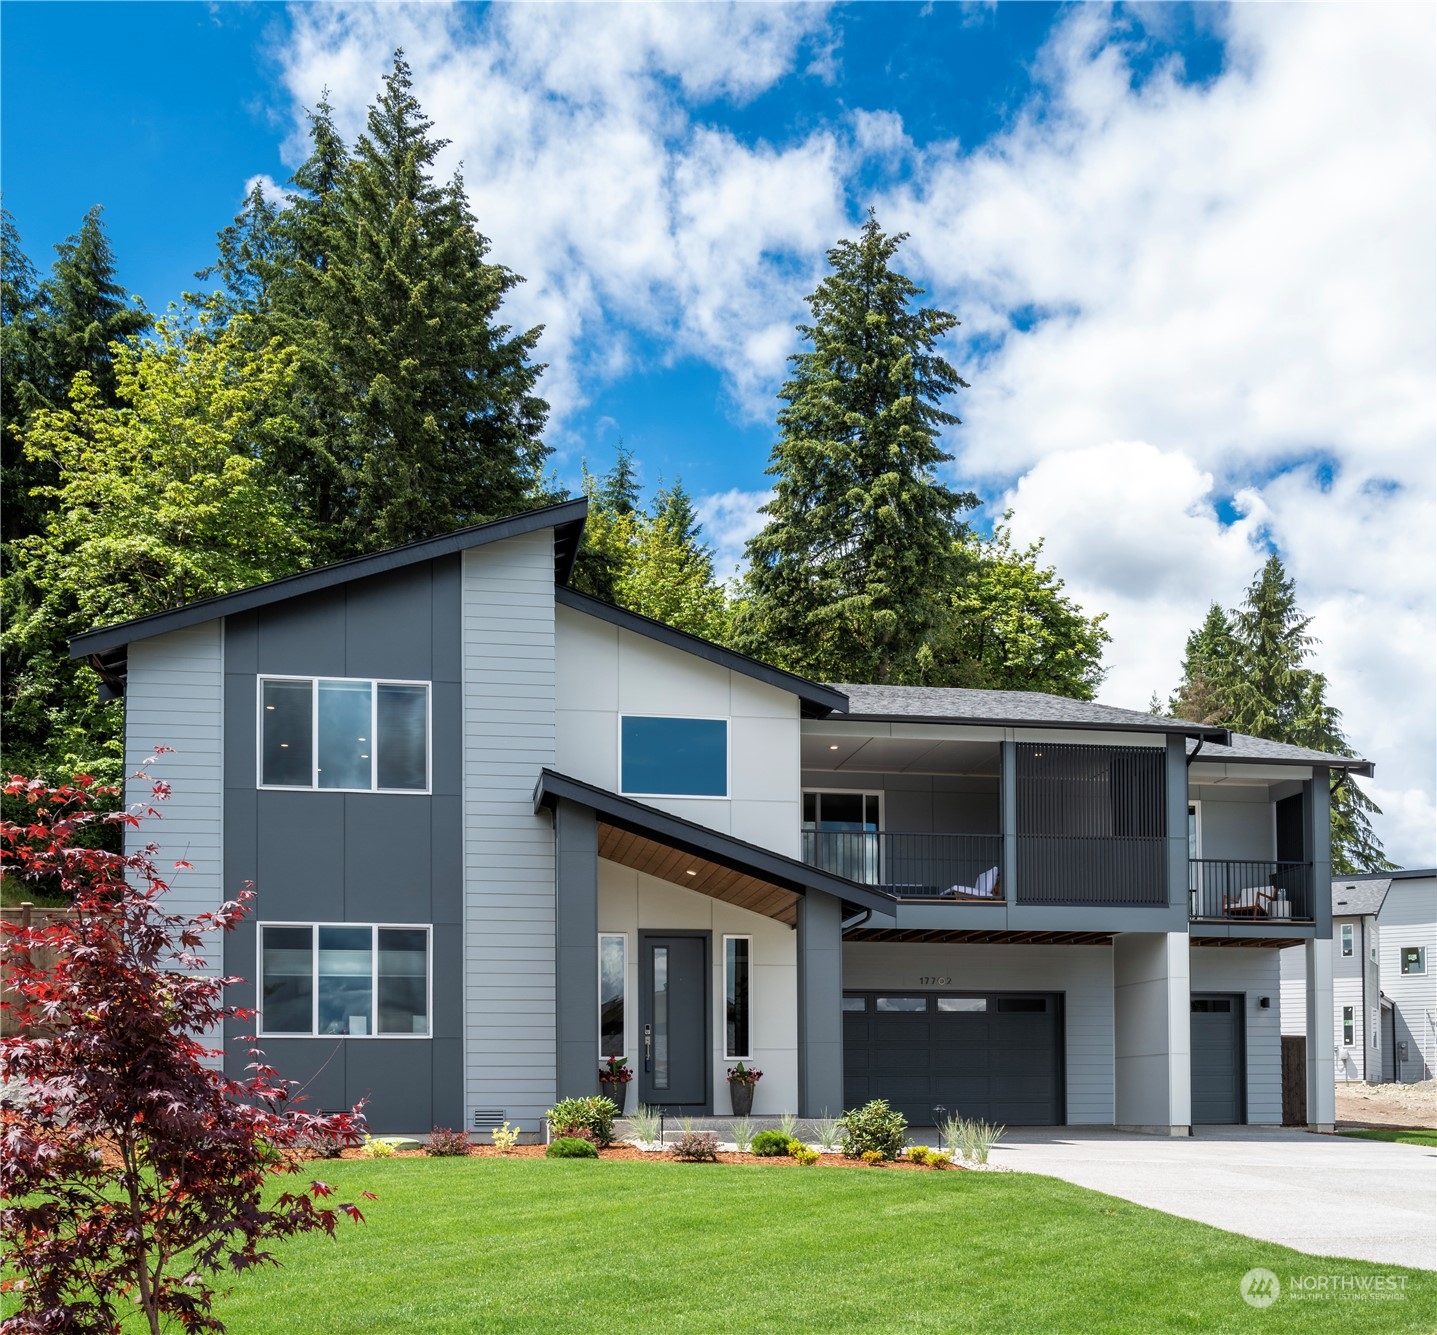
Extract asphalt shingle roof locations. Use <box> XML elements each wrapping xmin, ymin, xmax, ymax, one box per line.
<box><xmin>1331</xmin><ymin>879</ymin><xmax>1390</xmax><ymax>917</ymax></box>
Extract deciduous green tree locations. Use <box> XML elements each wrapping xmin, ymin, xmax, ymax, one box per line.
<box><xmin>735</xmin><ymin>213</ymin><xmax>977</xmax><ymax>682</ymax></box>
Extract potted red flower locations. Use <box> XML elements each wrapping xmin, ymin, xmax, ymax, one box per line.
<box><xmin>726</xmin><ymin>1061</ymin><xmax>763</xmax><ymax>1116</ymax></box>
<box><xmin>598</xmin><ymin>1055</ymin><xmax>633</xmax><ymax>1113</ymax></box>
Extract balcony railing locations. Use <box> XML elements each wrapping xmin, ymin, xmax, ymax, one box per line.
<box><xmin>1016</xmin><ymin>834</ymin><xmax>1167</xmax><ymax>906</ymax></box>
<box><xmin>801</xmin><ymin>831</ymin><xmax>1004</xmax><ymax>900</ymax></box>
<box><xmin>1189</xmin><ymin>859</ymin><xmax>1314</xmax><ymax>922</ymax></box>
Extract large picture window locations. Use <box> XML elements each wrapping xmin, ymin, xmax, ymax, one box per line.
<box><xmin>260</xmin><ymin>923</ymin><xmax>431</xmax><ymax>1036</ymax></box>
<box><xmin>724</xmin><ymin>935</ymin><xmax>751</xmax><ymax>1059</ymax></box>
<box><xmin>620</xmin><ymin>716</ymin><xmax>727</xmax><ymax>798</ymax></box>
<box><xmin>599</xmin><ymin>934</ymin><xmax>626</xmax><ymax>1057</ymax></box>
<box><xmin>259</xmin><ymin>677</ymin><xmax>429</xmax><ymax>792</ymax></box>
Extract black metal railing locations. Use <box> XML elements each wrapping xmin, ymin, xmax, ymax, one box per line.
<box><xmin>1189</xmin><ymin>859</ymin><xmax>1314</xmax><ymax>921</ymax></box>
<box><xmin>1016</xmin><ymin>834</ymin><xmax>1167</xmax><ymax>905</ymax></box>
<box><xmin>800</xmin><ymin>831</ymin><xmax>1004</xmax><ymax>900</ymax></box>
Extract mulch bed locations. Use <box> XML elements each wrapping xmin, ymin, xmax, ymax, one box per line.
<box><xmin>326</xmin><ymin>1143</ymin><xmax>965</xmax><ymax>1170</ymax></box>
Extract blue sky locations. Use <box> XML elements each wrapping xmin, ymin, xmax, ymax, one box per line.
<box><xmin>3</xmin><ymin>3</ymin><xmax>1433</xmax><ymax>863</ymax></box>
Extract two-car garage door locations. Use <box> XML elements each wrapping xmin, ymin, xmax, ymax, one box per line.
<box><xmin>843</xmin><ymin>991</ymin><xmax>1064</xmax><ymax>1126</ymax></box>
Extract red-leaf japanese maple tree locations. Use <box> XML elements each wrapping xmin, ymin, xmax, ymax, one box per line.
<box><xmin>1</xmin><ymin>759</ymin><xmax>372</xmax><ymax>1334</ymax></box>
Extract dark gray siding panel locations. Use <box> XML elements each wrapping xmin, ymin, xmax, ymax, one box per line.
<box><xmin>257</xmin><ymin>1040</ymin><xmax>350</xmax><ymax>1113</ymax></box>
<box><xmin>257</xmin><ymin>792</ymin><xmax>346</xmax><ymax>921</ymax></box>
<box><xmin>344</xmin><ymin>795</ymin><xmax>432</xmax><ymax>922</ymax></box>
<box><xmin>431</xmin><ymin>682</ymin><xmax>463</xmax><ymax>797</ymax></box>
<box><xmin>431</xmin><ymin>557</ymin><xmax>462</xmax><ymax>684</ymax></box>
<box><xmin>431</xmin><ymin>1038</ymin><xmax>464</xmax><ymax>1128</ymax></box>
<box><xmin>344</xmin><ymin>564</ymin><xmax>434</xmax><ymax>681</ymax></box>
<box><xmin>431</xmin><ymin>795</ymin><xmax>464</xmax><ymax>927</ymax></box>
<box><xmin>346</xmin><ymin>1040</ymin><xmax>435</xmax><ymax>1131</ymax></box>
<box><xmin>257</xmin><ymin>590</ymin><xmax>347</xmax><ymax>676</ymax></box>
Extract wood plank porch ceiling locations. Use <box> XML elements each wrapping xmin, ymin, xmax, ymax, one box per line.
<box><xmin>597</xmin><ymin>822</ymin><xmax>801</xmax><ymax>925</ymax></box>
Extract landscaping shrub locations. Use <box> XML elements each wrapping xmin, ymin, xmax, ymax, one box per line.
<box><xmin>926</xmin><ymin>1150</ymin><xmax>953</xmax><ymax>1169</ymax></box>
<box><xmin>792</xmin><ymin>1145</ymin><xmax>820</xmax><ymax>1165</ymax></box>
<box><xmin>906</xmin><ymin>1146</ymin><xmax>930</xmax><ymax>1166</ymax></box>
<box><xmin>778</xmin><ymin>1111</ymin><xmax>799</xmax><ymax>1139</ymax></box>
<box><xmin>490</xmin><ymin>1122</ymin><xmax>521</xmax><ymax>1153</ymax></box>
<box><xmin>860</xmin><ymin>1149</ymin><xmax>885</xmax><ymax>1166</ymax></box>
<box><xmin>425</xmin><ymin>1126</ymin><xmax>472</xmax><ymax>1157</ymax></box>
<box><xmin>546</xmin><ymin>1095</ymin><xmax>618</xmax><ymax>1147</ymax></box>
<box><xmin>362</xmin><ymin>1134</ymin><xmax>395</xmax><ymax>1159</ymax></box>
<box><xmin>750</xmin><ymin>1129</ymin><xmax>793</xmax><ymax>1157</ymax></box>
<box><xmin>840</xmin><ymin>1100</ymin><xmax>908</xmax><ymax>1161</ymax></box>
<box><xmin>670</xmin><ymin>1130</ymin><xmax>720</xmax><ymax>1162</ymax></box>
<box><xmin>628</xmin><ymin>1104</ymin><xmax>661</xmax><ymax>1145</ymax></box>
<box><xmin>729</xmin><ymin>1116</ymin><xmax>754</xmax><ymax>1152</ymax></box>
<box><xmin>813</xmin><ymin>1116</ymin><xmax>841</xmax><ymax>1153</ymax></box>
<box><xmin>546</xmin><ymin>1137</ymin><xmax>599</xmax><ymax>1159</ymax></box>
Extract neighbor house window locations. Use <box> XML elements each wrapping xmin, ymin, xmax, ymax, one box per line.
<box><xmin>1401</xmin><ymin>946</ymin><xmax>1426</xmax><ymax>975</ymax></box>
<box><xmin>724</xmin><ymin>935</ymin><xmax>751</xmax><ymax>1059</ymax></box>
<box><xmin>259</xmin><ymin>677</ymin><xmax>429</xmax><ymax>792</ymax></box>
<box><xmin>259</xmin><ymin>923</ymin><xmax>430</xmax><ymax>1036</ymax></box>
<box><xmin>1342</xmin><ymin>1005</ymin><xmax>1354</xmax><ymax>1045</ymax></box>
<box><xmin>619</xmin><ymin>716</ymin><xmax>727</xmax><ymax>797</ymax></box>
<box><xmin>599</xmin><ymin>934</ymin><xmax>626</xmax><ymax>1056</ymax></box>
<box><xmin>1340</xmin><ymin>924</ymin><xmax>1354</xmax><ymax>957</ymax></box>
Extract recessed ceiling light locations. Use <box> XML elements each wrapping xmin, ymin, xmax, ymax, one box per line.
<box><xmin>685</xmin><ymin>869</ymin><xmax>697</xmax><ymax>876</ymax></box>
<box><xmin>265</xmin><ymin>705</ymin><xmax>275</xmax><ymax>711</ymax></box>
<box><xmin>829</xmin><ymin>744</ymin><xmax>839</xmax><ymax>751</ymax></box>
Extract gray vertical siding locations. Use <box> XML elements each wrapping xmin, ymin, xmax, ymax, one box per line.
<box><xmin>554</xmin><ymin>800</ymin><xmax>599</xmax><ymax>1101</ymax></box>
<box><xmin>221</xmin><ymin>558</ymin><xmax>463</xmax><ymax>1133</ymax></box>
<box><xmin>796</xmin><ymin>888</ymin><xmax>844</xmax><ymax>1117</ymax></box>
<box><xmin>462</xmin><ymin>531</ymin><xmax>558</xmax><ymax>1131</ymax></box>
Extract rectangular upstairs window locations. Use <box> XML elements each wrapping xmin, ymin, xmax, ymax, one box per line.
<box><xmin>260</xmin><ymin>677</ymin><xmax>430</xmax><ymax>792</ymax></box>
<box><xmin>1340</xmin><ymin>924</ymin><xmax>1353</xmax><ymax>957</ymax></box>
<box><xmin>620</xmin><ymin>716</ymin><xmax>727</xmax><ymax>797</ymax></box>
<box><xmin>1401</xmin><ymin>947</ymin><xmax>1426</xmax><ymax>975</ymax></box>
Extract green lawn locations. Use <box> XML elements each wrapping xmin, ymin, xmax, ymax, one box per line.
<box><xmin>190</xmin><ymin>1158</ymin><xmax>1434</xmax><ymax>1334</ymax></box>
<box><xmin>1340</xmin><ymin>1127</ymin><xmax>1437</xmax><ymax>1147</ymax></box>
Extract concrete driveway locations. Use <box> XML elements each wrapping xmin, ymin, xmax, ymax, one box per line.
<box><xmin>974</xmin><ymin>1127</ymin><xmax>1435</xmax><ymax>1271</ymax></box>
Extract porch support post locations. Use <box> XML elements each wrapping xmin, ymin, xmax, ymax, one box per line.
<box><xmin>1304</xmin><ymin>767</ymin><xmax>1335</xmax><ymax>1130</ymax></box>
<box><xmin>1113</xmin><ymin>931</ymin><xmax>1192</xmax><ymax>1134</ymax></box>
<box><xmin>554</xmin><ymin>799</ymin><xmax>599</xmax><ymax>1102</ymax></box>
<box><xmin>796</xmin><ymin>888</ymin><xmax>844</xmax><ymax>1119</ymax></box>
<box><xmin>1001</xmin><ymin>740</ymin><xmax>1018</xmax><ymax>902</ymax></box>
<box><xmin>1166</xmin><ymin>736</ymin><xmax>1189</xmax><ymax>912</ymax></box>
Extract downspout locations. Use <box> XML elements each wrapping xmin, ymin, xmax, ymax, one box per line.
<box><xmin>1185</xmin><ymin>736</ymin><xmax>1205</xmax><ymax>767</ymax></box>
<box><xmin>841</xmin><ymin>909</ymin><xmax>872</xmax><ymax>933</ymax></box>
<box><xmin>1359</xmin><ymin>917</ymin><xmax>1368</xmax><ymax>1083</ymax></box>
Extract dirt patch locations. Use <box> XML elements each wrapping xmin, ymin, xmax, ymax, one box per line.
<box><xmin>1334</xmin><ymin>1079</ymin><xmax>1436</xmax><ymax>1129</ymax></box>
<box><xmin>326</xmin><ymin>1143</ymin><xmax>965</xmax><ymax>1170</ymax></box>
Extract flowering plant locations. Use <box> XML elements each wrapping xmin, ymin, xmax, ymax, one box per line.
<box><xmin>726</xmin><ymin>1061</ymin><xmax>763</xmax><ymax>1086</ymax></box>
<box><xmin>599</xmin><ymin>1055</ymin><xmax>634</xmax><ymax>1085</ymax></box>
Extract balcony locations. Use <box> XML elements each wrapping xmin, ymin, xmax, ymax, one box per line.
<box><xmin>800</xmin><ymin>830</ymin><xmax>1004</xmax><ymax>901</ymax></box>
<box><xmin>1189</xmin><ymin>859</ymin><xmax>1315</xmax><ymax>922</ymax></box>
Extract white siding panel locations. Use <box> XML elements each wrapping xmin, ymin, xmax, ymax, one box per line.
<box><xmin>463</xmin><ymin>532</ymin><xmax>557</xmax><ymax>1131</ymax></box>
<box><xmin>1376</xmin><ymin>879</ymin><xmax>1437</xmax><ymax>1082</ymax></box>
<box><xmin>841</xmin><ymin>942</ymin><xmax>1115</xmax><ymax>1124</ymax></box>
<box><xmin>1189</xmin><ymin>947</ymin><xmax>1282</xmax><ymax>1124</ymax></box>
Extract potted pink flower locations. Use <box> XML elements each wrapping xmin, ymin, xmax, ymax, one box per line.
<box><xmin>598</xmin><ymin>1055</ymin><xmax>634</xmax><ymax>1113</ymax></box>
<box><xmin>726</xmin><ymin>1061</ymin><xmax>763</xmax><ymax>1116</ymax></box>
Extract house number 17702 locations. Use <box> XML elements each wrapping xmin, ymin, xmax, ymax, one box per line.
<box><xmin>918</xmin><ymin>977</ymin><xmax>952</xmax><ymax>985</ymax></box>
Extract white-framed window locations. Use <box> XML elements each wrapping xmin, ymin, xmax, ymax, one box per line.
<box><xmin>258</xmin><ymin>676</ymin><xmax>431</xmax><ymax>793</ymax></box>
<box><xmin>1400</xmin><ymin>946</ymin><xmax>1427</xmax><ymax>975</ymax></box>
<box><xmin>1340</xmin><ymin>924</ymin><xmax>1354</xmax><ymax>957</ymax></box>
<box><xmin>259</xmin><ymin>922</ymin><xmax>431</xmax><ymax>1037</ymax></box>
<box><xmin>619</xmin><ymin>715</ymin><xmax>728</xmax><ymax>798</ymax></box>
<box><xmin>723</xmin><ymin>935</ymin><xmax>752</xmax><ymax>1059</ymax></box>
<box><xmin>1187</xmin><ymin>802</ymin><xmax>1202</xmax><ymax>859</ymax></box>
<box><xmin>598</xmin><ymin>933</ymin><xmax>627</xmax><ymax>1057</ymax></box>
<box><xmin>1341</xmin><ymin>1004</ymin><xmax>1354</xmax><ymax>1046</ymax></box>
<box><xmin>803</xmin><ymin>790</ymin><xmax>883</xmax><ymax>883</ymax></box>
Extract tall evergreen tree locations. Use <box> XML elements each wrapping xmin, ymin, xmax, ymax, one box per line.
<box><xmin>735</xmin><ymin>212</ymin><xmax>977</xmax><ymax>683</ymax></box>
<box><xmin>1165</xmin><ymin>556</ymin><xmax>1393</xmax><ymax>874</ymax></box>
<box><xmin>2</xmin><ymin>210</ymin><xmax>43</xmax><ymax>539</ymax></box>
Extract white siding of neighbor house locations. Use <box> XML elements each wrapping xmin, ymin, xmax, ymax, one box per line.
<box><xmin>1279</xmin><ymin>945</ymin><xmax>1307</xmax><ymax>1037</ymax></box>
<box><xmin>840</xmin><ymin>942</ymin><xmax>1115</xmax><ymax>1124</ymax></box>
<box><xmin>1377</xmin><ymin>879</ymin><xmax>1436</xmax><ymax>1082</ymax></box>
<box><xmin>597</xmin><ymin>860</ymin><xmax>799</xmax><ymax>1115</ymax></box>
<box><xmin>125</xmin><ymin>622</ymin><xmax>226</xmax><ymax>1063</ymax></box>
<box><xmin>462</xmin><ymin>532</ymin><xmax>558</xmax><ymax>1131</ymax></box>
<box><xmin>554</xmin><ymin>604</ymin><xmax>802</xmax><ymax>856</ymax></box>
<box><xmin>1189</xmin><ymin>946</ymin><xmax>1282</xmax><ymax>1124</ymax></box>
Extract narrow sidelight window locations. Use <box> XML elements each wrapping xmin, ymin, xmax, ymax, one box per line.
<box><xmin>1342</xmin><ymin>1005</ymin><xmax>1354</xmax><ymax>1045</ymax></box>
<box><xmin>620</xmin><ymin>716</ymin><xmax>727</xmax><ymax>797</ymax></box>
<box><xmin>724</xmin><ymin>936</ymin><xmax>751</xmax><ymax>1058</ymax></box>
<box><xmin>599</xmin><ymin>934</ymin><xmax>626</xmax><ymax>1056</ymax></box>
<box><xmin>1340</xmin><ymin>924</ymin><xmax>1353</xmax><ymax>957</ymax></box>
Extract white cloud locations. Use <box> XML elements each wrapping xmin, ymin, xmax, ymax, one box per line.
<box><xmin>696</xmin><ymin>487</ymin><xmax>773</xmax><ymax>583</ymax></box>
<box><xmin>241</xmin><ymin>173</ymin><xmax>286</xmax><ymax>206</ymax></box>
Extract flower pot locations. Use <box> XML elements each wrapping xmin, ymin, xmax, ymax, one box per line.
<box><xmin>600</xmin><ymin>1080</ymin><xmax>628</xmax><ymax>1114</ymax></box>
<box><xmin>728</xmin><ymin>1080</ymin><xmax>754</xmax><ymax>1117</ymax></box>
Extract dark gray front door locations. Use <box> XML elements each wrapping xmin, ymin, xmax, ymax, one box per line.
<box><xmin>843</xmin><ymin>992</ymin><xmax>1064</xmax><ymax>1126</ymax></box>
<box><xmin>1191</xmin><ymin>994</ymin><xmax>1245</xmax><ymax>1124</ymax></box>
<box><xmin>639</xmin><ymin>934</ymin><xmax>709</xmax><ymax>1111</ymax></box>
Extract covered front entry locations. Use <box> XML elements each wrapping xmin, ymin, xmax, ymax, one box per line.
<box><xmin>1190</xmin><ymin>993</ymin><xmax>1245</xmax><ymax>1124</ymax></box>
<box><xmin>637</xmin><ymin>932</ymin><xmax>710</xmax><ymax>1112</ymax></box>
<box><xmin>842</xmin><ymin>990</ymin><xmax>1064</xmax><ymax>1126</ymax></box>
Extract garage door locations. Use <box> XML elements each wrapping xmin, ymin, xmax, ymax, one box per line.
<box><xmin>842</xmin><ymin>992</ymin><xmax>1064</xmax><ymax>1126</ymax></box>
<box><xmin>1190</xmin><ymin>994</ymin><xmax>1245</xmax><ymax>1124</ymax></box>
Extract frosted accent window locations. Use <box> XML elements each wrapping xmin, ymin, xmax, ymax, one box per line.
<box><xmin>620</xmin><ymin>717</ymin><xmax>727</xmax><ymax>797</ymax></box>
<box><xmin>259</xmin><ymin>924</ymin><xmax>430</xmax><ymax>1037</ymax></box>
<box><xmin>876</xmin><ymin>997</ymin><xmax>927</xmax><ymax>1012</ymax></box>
<box><xmin>259</xmin><ymin>678</ymin><xmax>429</xmax><ymax>791</ymax></box>
<box><xmin>841</xmin><ymin>996</ymin><xmax>867</xmax><ymax>1012</ymax></box>
<box><xmin>725</xmin><ymin>936</ymin><xmax>751</xmax><ymax>1059</ymax></box>
<box><xmin>937</xmin><ymin>998</ymin><xmax>987</xmax><ymax>1012</ymax></box>
<box><xmin>599</xmin><ymin>935</ymin><xmax>625</xmax><ymax>1056</ymax></box>
<box><xmin>653</xmin><ymin>947</ymin><xmax>669</xmax><ymax>1089</ymax></box>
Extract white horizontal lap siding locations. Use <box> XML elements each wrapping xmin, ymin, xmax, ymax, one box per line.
<box><xmin>1377</xmin><ymin>882</ymin><xmax>1437</xmax><ymax>1081</ymax></box>
<box><xmin>124</xmin><ymin>622</ymin><xmax>225</xmax><ymax>1066</ymax></box>
<box><xmin>1190</xmin><ymin>948</ymin><xmax>1281</xmax><ymax>1124</ymax></box>
<box><xmin>841</xmin><ymin>943</ymin><xmax>1114</xmax><ymax>1124</ymax></box>
<box><xmin>1278</xmin><ymin>946</ymin><xmax>1307</xmax><ymax>1037</ymax></box>
<box><xmin>463</xmin><ymin>533</ymin><xmax>557</xmax><ymax>1130</ymax></box>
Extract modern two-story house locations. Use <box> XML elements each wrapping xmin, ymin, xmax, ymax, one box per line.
<box><xmin>70</xmin><ymin>500</ymin><xmax>1370</xmax><ymax>1136</ymax></box>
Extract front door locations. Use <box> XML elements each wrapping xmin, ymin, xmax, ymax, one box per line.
<box><xmin>1191</xmin><ymin>994</ymin><xmax>1245</xmax><ymax>1124</ymax></box>
<box><xmin>638</xmin><ymin>933</ymin><xmax>710</xmax><ymax>1112</ymax></box>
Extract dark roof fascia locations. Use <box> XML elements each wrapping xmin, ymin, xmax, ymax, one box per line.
<box><xmin>554</xmin><ymin>586</ymin><xmax>847</xmax><ymax>719</ymax></box>
<box><xmin>835</xmin><ymin>712</ymin><xmax>1232</xmax><ymax>744</ymax></box>
<box><xmin>1335</xmin><ymin>868</ymin><xmax>1435</xmax><ymax>882</ymax></box>
<box><xmin>1192</xmin><ymin>749</ymin><xmax>1375</xmax><ymax>777</ymax></box>
<box><xmin>69</xmin><ymin>498</ymin><xmax>590</xmax><ymax>660</ymax></box>
<box><xmin>533</xmin><ymin>768</ymin><xmax>894</xmax><ymax>915</ymax></box>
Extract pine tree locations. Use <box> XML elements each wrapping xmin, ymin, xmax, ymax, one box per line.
<box><xmin>1165</xmin><ymin>556</ymin><xmax>1393</xmax><ymax>873</ymax></box>
<box><xmin>2</xmin><ymin>210</ymin><xmax>43</xmax><ymax>539</ymax></box>
<box><xmin>735</xmin><ymin>212</ymin><xmax>977</xmax><ymax>683</ymax></box>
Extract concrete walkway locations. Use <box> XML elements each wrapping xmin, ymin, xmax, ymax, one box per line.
<box><xmin>969</xmin><ymin>1126</ymin><xmax>1435</xmax><ymax>1271</ymax></box>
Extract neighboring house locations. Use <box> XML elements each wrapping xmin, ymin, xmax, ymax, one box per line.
<box><xmin>1281</xmin><ymin>870</ymin><xmax>1436</xmax><ymax>1084</ymax></box>
<box><xmin>70</xmin><ymin>500</ymin><xmax>1370</xmax><ymax>1136</ymax></box>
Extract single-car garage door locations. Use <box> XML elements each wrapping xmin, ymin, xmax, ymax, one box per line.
<box><xmin>1191</xmin><ymin>994</ymin><xmax>1245</xmax><ymax>1124</ymax></box>
<box><xmin>843</xmin><ymin>991</ymin><xmax>1064</xmax><ymax>1126</ymax></box>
